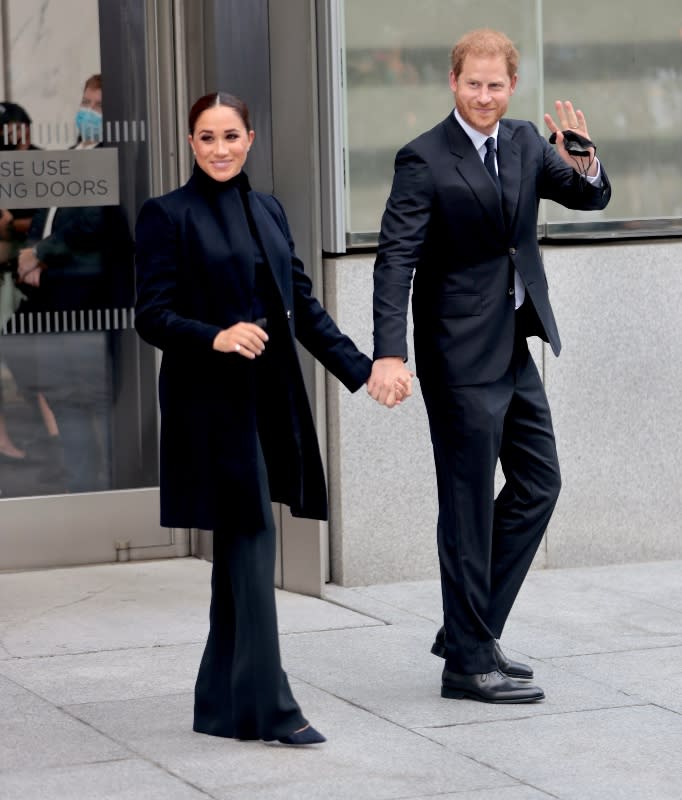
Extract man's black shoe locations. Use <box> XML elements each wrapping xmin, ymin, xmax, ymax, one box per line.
<box><xmin>441</xmin><ymin>669</ymin><xmax>545</xmax><ymax>704</ymax></box>
<box><xmin>430</xmin><ymin>626</ymin><xmax>534</xmax><ymax>680</ymax></box>
<box><xmin>493</xmin><ymin>641</ymin><xmax>533</xmax><ymax>680</ymax></box>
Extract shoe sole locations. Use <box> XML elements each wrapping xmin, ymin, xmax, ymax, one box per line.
<box><xmin>431</xmin><ymin>643</ymin><xmax>534</xmax><ymax>681</ymax></box>
<box><xmin>441</xmin><ymin>685</ymin><xmax>545</xmax><ymax>703</ymax></box>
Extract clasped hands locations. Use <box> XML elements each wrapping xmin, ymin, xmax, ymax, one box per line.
<box><xmin>367</xmin><ymin>356</ymin><xmax>414</xmax><ymax>409</ymax></box>
<box><xmin>214</xmin><ymin>325</ymin><xmax>413</xmax><ymax>408</ymax></box>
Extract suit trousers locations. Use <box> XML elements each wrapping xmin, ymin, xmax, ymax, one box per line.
<box><xmin>193</xmin><ymin>436</ymin><xmax>306</xmax><ymax>741</ymax></box>
<box><xmin>421</xmin><ymin>329</ymin><xmax>561</xmax><ymax>674</ymax></box>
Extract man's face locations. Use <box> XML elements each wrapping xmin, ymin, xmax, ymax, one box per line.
<box><xmin>449</xmin><ymin>53</ymin><xmax>517</xmax><ymax>135</ymax></box>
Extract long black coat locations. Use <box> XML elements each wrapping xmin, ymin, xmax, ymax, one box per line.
<box><xmin>135</xmin><ymin>168</ymin><xmax>371</xmax><ymax>531</ymax></box>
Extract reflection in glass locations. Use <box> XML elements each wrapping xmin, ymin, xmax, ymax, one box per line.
<box><xmin>543</xmin><ymin>0</ymin><xmax>682</xmax><ymax>223</ymax></box>
<box><xmin>344</xmin><ymin>0</ymin><xmax>540</xmax><ymax>235</ymax></box>
<box><xmin>344</xmin><ymin>0</ymin><xmax>682</xmax><ymax>236</ymax></box>
<box><xmin>0</xmin><ymin>0</ymin><xmax>158</xmax><ymax>498</ymax></box>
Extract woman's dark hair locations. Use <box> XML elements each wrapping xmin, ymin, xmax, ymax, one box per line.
<box><xmin>188</xmin><ymin>92</ymin><xmax>252</xmax><ymax>134</ymax></box>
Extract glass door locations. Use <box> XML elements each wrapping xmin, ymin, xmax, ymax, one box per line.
<box><xmin>0</xmin><ymin>0</ymin><xmax>179</xmax><ymax>569</ymax></box>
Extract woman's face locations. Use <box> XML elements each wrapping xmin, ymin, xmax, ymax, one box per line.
<box><xmin>189</xmin><ymin>105</ymin><xmax>255</xmax><ymax>182</ymax></box>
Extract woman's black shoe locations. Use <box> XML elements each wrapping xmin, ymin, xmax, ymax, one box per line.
<box><xmin>277</xmin><ymin>725</ymin><xmax>326</xmax><ymax>745</ymax></box>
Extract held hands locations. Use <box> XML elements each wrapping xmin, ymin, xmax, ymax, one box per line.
<box><xmin>213</xmin><ymin>321</ymin><xmax>269</xmax><ymax>359</ymax></box>
<box><xmin>544</xmin><ymin>100</ymin><xmax>598</xmax><ymax>177</ymax></box>
<box><xmin>367</xmin><ymin>356</ymin><xmax>414</xmax><ymax>409</ymax></box>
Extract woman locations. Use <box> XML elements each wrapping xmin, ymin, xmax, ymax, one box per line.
<box><xmin>135</xmin><ymin>92</ymin><xmax>408</xmax><ymax>745</ymax></box>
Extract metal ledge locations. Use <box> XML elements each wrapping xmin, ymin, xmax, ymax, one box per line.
<box><xmin>345</xmin><ymin>218</ymin><xmax>682</xmax><ymax>252</ymax></box>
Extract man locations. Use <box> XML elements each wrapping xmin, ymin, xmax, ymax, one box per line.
<box><xmin>368</xmin><ymin>29</ymin><xmax>610</xmax><ymax>703</ymax></box>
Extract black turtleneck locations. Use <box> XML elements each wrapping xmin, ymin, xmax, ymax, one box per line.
<box><xmin>190</xmin><ymin>164</ymin><xmax>274</xmax><ymax>323</ymax></box>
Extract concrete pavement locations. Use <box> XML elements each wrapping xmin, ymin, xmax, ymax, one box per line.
<box><xmin>1</xmin><ymin>557</ymin><xmax>681</xmax><ymax>799</ymax></box>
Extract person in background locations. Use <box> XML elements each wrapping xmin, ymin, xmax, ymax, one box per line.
<box><xmin>14</xmin><ymin>75</ymin><xmax>134</xmax><ymax>493</ymax></box>
<box><xmin>0</xmin><ymin>101</ymin><xmax>47</xmax><ymax>464</ymax></box>
<box><xmin>369</xmin><ymin>28</ymin><xmax>610</xmax><ymax>704</ymax></box>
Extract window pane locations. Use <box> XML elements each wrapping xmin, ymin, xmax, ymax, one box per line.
<box><xmin>0</xmin><ymin>0</ymin><xmax>158</xmax><ymax>497</ymax></box>
<box><xmin>344</xmin><ymin>0</ymin><xmax>541</xmax><ymax>237</ymax></box>
<box><xmin>543</xmin><ymin>0</ymin><xmax>681</xmax><ymax>224</ymax></box>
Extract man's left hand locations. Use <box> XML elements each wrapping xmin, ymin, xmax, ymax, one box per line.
<box><xmin>544</xmin><ymin>100</ymin><xmax>598</xmax><ymax>177</ymax></box>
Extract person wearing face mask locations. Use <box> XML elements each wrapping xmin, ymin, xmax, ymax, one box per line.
<box><xmin>74</xmin><ymin>93</ymin><xmax>103</xmax><ymax>145</ymax></box>
<box><xmin>12</xmin><ymin>75</ymin><xmax>134</xmax><ymax>494</ymax></box>
<box><xmin>135</xmin><ymin>92</ymin><xmax>412</xmax><ymax>747</ymax></box>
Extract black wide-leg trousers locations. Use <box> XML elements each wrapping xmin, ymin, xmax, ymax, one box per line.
<box><xmin>193</xmin><ymin>441</ymin><xmax>306</xmax><ymax>741</ymax></box>
<box><xmin>421</xmin><ymin>333</ymin><xmax>561</xmax><ymax>675</ymax></box>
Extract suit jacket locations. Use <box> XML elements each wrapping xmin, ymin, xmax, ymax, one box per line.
<box><xmin>26</xmin><ymin>204</ymin><xmax>134</xmax><ymax>313</ymax></box>
<box><xmin>373</xmin><ymin>114</ymin><xmax>611</xmax><ymax>386</ymax></box>
<box><xmin>135</xmin><ymin>168</ymin><xmax>371</xmax><ymax>530</ymax></box>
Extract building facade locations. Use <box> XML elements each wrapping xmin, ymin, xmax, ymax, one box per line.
<box><xmin>1</xmin><ymin>0</ymin><xmax>680</xmax><ymax>591</ymax></box>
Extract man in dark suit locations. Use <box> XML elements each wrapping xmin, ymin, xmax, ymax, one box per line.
<box><xmin>368</xmin><ymin>28</ymin><xmax>610</xmax><ymax>703</ymax></box>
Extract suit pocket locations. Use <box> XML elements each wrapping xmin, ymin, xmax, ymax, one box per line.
<box><xmin>438</xmin><ymin>292</ymin><xmax>482</xmax><ymax>317</ymax></box>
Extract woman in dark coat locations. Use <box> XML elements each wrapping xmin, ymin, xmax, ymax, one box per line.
<box><xmin>135</xmin><ymin>92</ymin><xmax>391</xmax><ymax>745</ymax></box>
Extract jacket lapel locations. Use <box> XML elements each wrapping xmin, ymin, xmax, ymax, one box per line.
<box><xmin>443</xmin><ymin>115</ymin><xmax>505</xmax><ymax>235</ymax></box>
<box><xmin>497</xmin><ymin>122</ymin><xmax>521</xmax><ymax>231</ymax></box>
<box><xmin>246</xmin><ymin>193</ymin><xmax>288</xmax><ymax>299</ymax></box>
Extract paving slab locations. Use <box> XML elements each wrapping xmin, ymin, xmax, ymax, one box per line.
<box><xmin>557</xmin><ymin>560</ymin><xmax>682</xmax><ymax>612</ymax></box>
<box><xmin>323</xmin><ymin>583</ymin><xmax>425</xmax><ymax>625</ymax></box>
<box><xmin>405</xmin><ymin>788</ymin><xmax>554</xmax><ymax>800</ymax></box>
<box><xmin>0</xmin><ymin>759</ymin><xmax>211</xmax><ymax>800</ymax></box>
<box><xmin>68</xmin><ymin>685</ymin><xmax>512</xmax><ymax>800</ymax></box>
<box><xmin>349</xmin><ymin>570</ymin><xmax>682</xmax><ymax>660</ymax></box>
<box><xmin>280</xmin><ymin>624</ymin><xmax>641</xmax><ymax>728</ymax></box>
<box><xmin>417</xmin><ymin>704</ymin><xmax>682</xmax><ymax>800</ymax></box>
<box><xmin>351</xmin><ymin>579</ymin><xmax>443</xmax><ymax>623</ymax></box>
<box><xmin>0</xmin><ymin>642</ymin><xmax>203</xmax><ymax>705</ymax></box>
<box><xmin>0</xmin><ymin>560</ymin><xmax>378</xmax><ymax>658</ymax></box>
<box><xmin>549</xmin><ymin>644</ymin><xmax>682</xmax><ymax>714</ymax></box>
<box><xmin>0</xmin><ymin>673</ymin><xmax>126</xmax><ymax>771</ymax></box>
<box><xmin>500</xmin><ymin>570</ymin><xmax>682</xmax><ymax>659</ymax></box>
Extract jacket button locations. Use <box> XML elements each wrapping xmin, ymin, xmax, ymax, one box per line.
<box><xmin>286</xmin><ymin>310</ymin><xmax>292</xmax><ymax>319</ymax></box>
<box><xmin>509</xmin><ymin>247</ymin><xmax>517</xmax><ymax>255</ymax></box>
<box><xmin>508</xmin><ymin>287</ymin><xmax>515</xmax><ymax>295</ymax></box>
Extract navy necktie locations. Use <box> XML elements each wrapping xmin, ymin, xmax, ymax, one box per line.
<box><xmin>484</xmin><ymin>137</ymin><xmax>502</xmax><ymax>197</ymax></box>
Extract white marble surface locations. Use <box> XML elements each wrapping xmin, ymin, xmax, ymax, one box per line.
<box><xmin>4</xmin><ymin>0</ymin><xmax>100</xmax><ymax>147</ymax></box>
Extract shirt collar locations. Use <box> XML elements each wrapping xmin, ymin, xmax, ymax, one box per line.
<box><xmin>453</xmin><ymin>107</ymin><xmax>499</xmax><ymax>153</ymax></box>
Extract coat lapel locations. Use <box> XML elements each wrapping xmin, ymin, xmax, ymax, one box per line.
<box><xmin>246</xmin><ymin>193</ymin><xmax>289</xmax><ymax>299</ymax></box>
<box><xmin>443</xmin><ymin>115</ymin><xmax>505</xmax><ymax>235</ymax></box>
